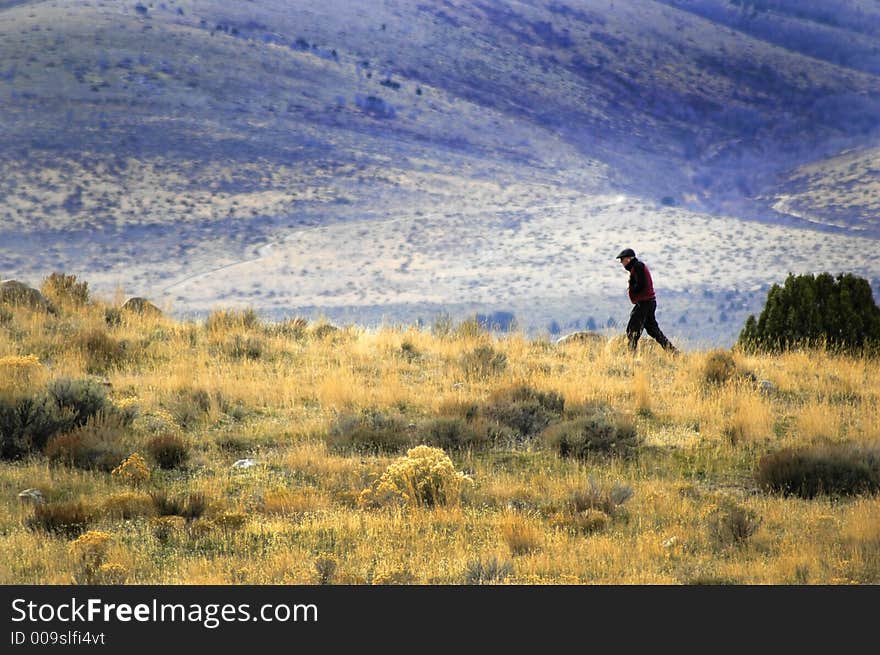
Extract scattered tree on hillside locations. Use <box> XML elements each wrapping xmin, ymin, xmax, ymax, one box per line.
<box><xmin>737</xmin><ymin>272</ymin><xmax>880</xmax><ymax>354</ymax></box>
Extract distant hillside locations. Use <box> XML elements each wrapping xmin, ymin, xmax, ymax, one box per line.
<box><xmin>1</xmin><ymin>0</ymin><xmax>879</xmax><ymax>344</ymax></box>
<box><xmin>659</xmin><ymin>0</ymin><xmax>880</xmax><ymax>74</ymax></box>
<box><xmin>765</xmin><ymin>145</ymin><xmax>880</xmax><ymax>233</ymax></box>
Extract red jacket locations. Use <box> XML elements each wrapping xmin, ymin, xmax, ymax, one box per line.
<box><xmin>625</xmin><ymin>258</ymin><xmax>656</xmax><ymax>304</ymax></box>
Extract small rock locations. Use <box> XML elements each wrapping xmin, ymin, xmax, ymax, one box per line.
<box><xmin>0</xmin><ymin>280</ymin><xmax>54</xmax><ymax>312</ymax></box>
<box><xmin>18</xmin><ymin>488</ymin><xmax>45</xmax><ymax>504</ymax></box>
<box><xmin>759</xmin><ymin>379</ymin><xmax>776</xmax><ymax>395</ymax></box>
<box><xmin>662</xmin><ymin>536</ymin><xmax>678</xmax><ymax>549</ymax></box>
<box><xmin>120</xmin><ymin>297</ymin><xmax>163</xmax><ymax>317</ymax></box>
<box><xmin>231</xmin><ymin>458</ymin><xmax>256</xmax><ymax>469</ymax></box>
<box><xmin>556</xmin><ymin>331</ymin><xmax>606</xmax><ymax>346</ymax></box>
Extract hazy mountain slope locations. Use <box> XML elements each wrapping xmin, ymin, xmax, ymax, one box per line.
<box><xmin>3</xmin><ymin>0</ymin><xmax>878</xmax><ymax>223</ymax></box>
<box><xmin>658</xmin><ymin>0</ymin><xmax>880</xmax><ymax>74</ymax></box>
<box><xmin>2</xmin><ymin>0</ymin><xmax>879</xmax><ymax>345</ymax></box>
<box><xmin>766</xmin><ymin>145</ymin><xmax>880</xmax><ymax>232</ymax></box>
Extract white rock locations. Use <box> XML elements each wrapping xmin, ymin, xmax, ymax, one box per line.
<box><xmin>18</xmin><ymin>488</ymin><xmax>45</xmax><ymax>504</ymax></box>
<box><xmin>555</xmin><ymin>331</ymin><xmax>606</xmax><ymax>346</ymax></box>
<box><xmin>231</xmin><ymin>458</ymin><xmax>256</xmax><ymax>469</ymax></box>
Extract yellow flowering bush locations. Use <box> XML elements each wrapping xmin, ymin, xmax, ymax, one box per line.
<box><xmin>70</xmin><ymin>530</ymin><xmax>112</xmax><ymax>559</ymax></box>
<box><xmin>69</xmin><ymin>530</ymin><xmax>112</xmax><ymax>584</ymax></box>
<box><xmin>359</xmin><ymin>445</ymin><xmax>470</xmax><ymax>508</ymax></box>
<box><xmin>115</xmin><ymin>396</ymin><xmax>140</xmax><ymax>410</ymax></box>
<box><xmin>111</xmin><ymin>453</ymin><xmax>151</xmax><ymax>486</ymax></box>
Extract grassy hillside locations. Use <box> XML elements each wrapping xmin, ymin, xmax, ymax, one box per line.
<box><xmin>1</xmin><ymin>279</ymin><xmax>878</xmax><ymax>584</ymax></box>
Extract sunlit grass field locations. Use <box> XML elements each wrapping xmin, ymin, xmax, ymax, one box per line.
<box><xmin>1</xmin><ymin>281</ymin><xmax>878</xmax><ymax>585</ymax></box>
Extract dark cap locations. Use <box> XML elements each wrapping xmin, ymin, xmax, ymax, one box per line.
<box><xmin>615</xmin><ymin>248</ymin><xmax>636</xmax><ymax>260</ymax></box>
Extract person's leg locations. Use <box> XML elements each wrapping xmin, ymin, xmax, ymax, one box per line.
<box><xmin>642</xmin><ymin>300</ymin><xmax>676</xmax><ymax>352</ymax></box>
<box><xmin>626</xmin><ymin>303</ymin><xmax>646</xmax><ymax>351</ymax></box>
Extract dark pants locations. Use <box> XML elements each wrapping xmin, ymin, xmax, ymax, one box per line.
<box><xmin>627</xmin><ymin>300</ymin><xmax>674</xmax><ymax>352</ymax></box>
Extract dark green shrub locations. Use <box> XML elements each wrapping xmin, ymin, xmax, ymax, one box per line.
<box><xmin>44</xmin><ymin>431</ymin><xmax>124</xmax><ymax>471</ymax></box>
<box><xmin>504</xmin><ymin>386</ymin><xmax>565</xmax><ymax>414</ymax></box>
<box><xmin>1</xmin><ymin>379</ymin><xmax>112</xmax><ymax>461</ymax></box>
<box><xmin>25</xmin><ymin>501</ymin><xmax>93</xmax><ymax>537</ymax></box>
<box><xmin>0</xmin><ymin>306</ymin><xmax>12</xmax><ymax>325</ymax></box>
<box><xmin>314</xmin><ymin>555</ymin><xmax>338</xmax><ymax>585</ymax></box>
<box><xmin>215</xmin><ymin>434</ymin><xmax>254</xmax><ymax>453</ymax></box>
<box><xmin>437</xmin><ymin>400</ymin><xmax>480</xmax><ymax>422</ymax></box>
<box><xmin>487</xmin><ymin>400</ymin><xmax>551</xmax><ymax>439</ymax></box>
<box><xmin>44</xmin><ymin>414</ymin><xmax>127</xmax><ymax>472</ymax></box>
<box><xmin>326</xmin><ymin>408</ymin><xmax>413</xmax><ymax>453</ymax></box>
<box><xmin>220</xmin><ymin>335</ymin><xmax>264</xmax><ymax>360</ymax></box>
<box><xmin>47</xmin><ymin>377</ymin><xmax>110</xmax><ymax>430</ymax></box>
<box><xmin>455</xmin><ymin>316</ymin><xmax>486</xmax><ymax>339</ymax></box>
<box><xmin>180</xmin><ymin>492</ymin><xmax>210</xmax><ymax>520</ymax></box>
<box><xmin>104</xmin><ymin>307</ymin><xmax>122</xmax><ymax>327</ymax></box>
<box><xmin>484</xmin><ymin>385</ymin><xmax>565</xmax><ymax>438</ymax></box>
<box><xmin>74</xmin><ymin>329</ymin><xmax>128</xmax><ymax>373</ymax></box>
<box><xmin>460</xmin><ymin>345</ymin><xmax>507</xmax><ymax>379</ymax></box>
<box><xmin>569</xmin><ymin>478</ymin><xmax>634</xmax><ymax>517</ymax></box>
<box><xmin>0</xmin><ymin>394</ymin><xmax>64</xmax><ymax>460</ymax></box>
<box><xmin>146</xmin><ymin>434</ymin><xmax>189</xmax><ymax>469</ymax></box>
<box><xmin>150</xmin><ymin>491</ymin><xmax>209</xmax><ymax>520</ymax></box>
<box><xmin>311</xmin><ymin>322</ymin><xmax>339</xmax><ymax>340</ymax></box>
<box><xmin>756</xmin><ymin>443</ymin><xmax>880</xmax><ymax>498</ymax></box>
<box><xmin>738</xmin><ymin>272</ymin><xmax>880</xmax><ymax>355</ymax></box>
<box><xmin>431</xmin><ymin>312</ymin><xmax>454</xmax><ymax>338</ymax></box>
<box><xmin>707</xmin><ymin>499</ymin><xmax>762</xmax><ymax>547</ymax></box>
<box><xmin>703</xmin><ymin>350</ymin><xmax>737</xmax><ymax>386</ymax></box>
<box><xmin>544</xmin><ymin>413</ymin><xmax>641</xmax><ymax>460</ymax></box>
<box><xmin>420</xmin><ymin>417</ymin><xmax>489</xmax><ymax>451</ymax></box>
<box><xmin>463</xmin><ymin>556</ymin><xmax>513</xmax><ymax>584</ymax></box>
<box><xmin>226</xmin><ymin>402</ymin><xmax>248</xmax><ymax>422</ymax></box>
<box><xmin>547</xmin><ymin>480</ymin><xmax>633</xmax><ymax>535</ymax></box>
<box><xmin>271</xmin><ymin>317</ymin><xmax>308</xmax><ymax>339</ymax></box>
<box><xmin>161</xmin><ymin>387</ymin><xmax>224</xmax><ymax>429</ymax></box>
<box><xmin>205</xmin><ymin>308</ymin><xmax>260</xmax><ymax>332</ymax></box>
<box><xmin>398</xmin><ymin>340</ymin><xmax>421</xmax><ymax>362</ymax></box>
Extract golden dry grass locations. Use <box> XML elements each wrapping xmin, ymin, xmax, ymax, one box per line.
<box><xmin>0</xmin><ymin>293</ymin><xmax>878</xmax><ymax>585</ymax></box>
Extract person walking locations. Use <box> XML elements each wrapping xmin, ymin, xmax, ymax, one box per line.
<box><xmin>615</xmin><ymin>248</ymin><xmax>678</xmax><ymax>354</ymax></box>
